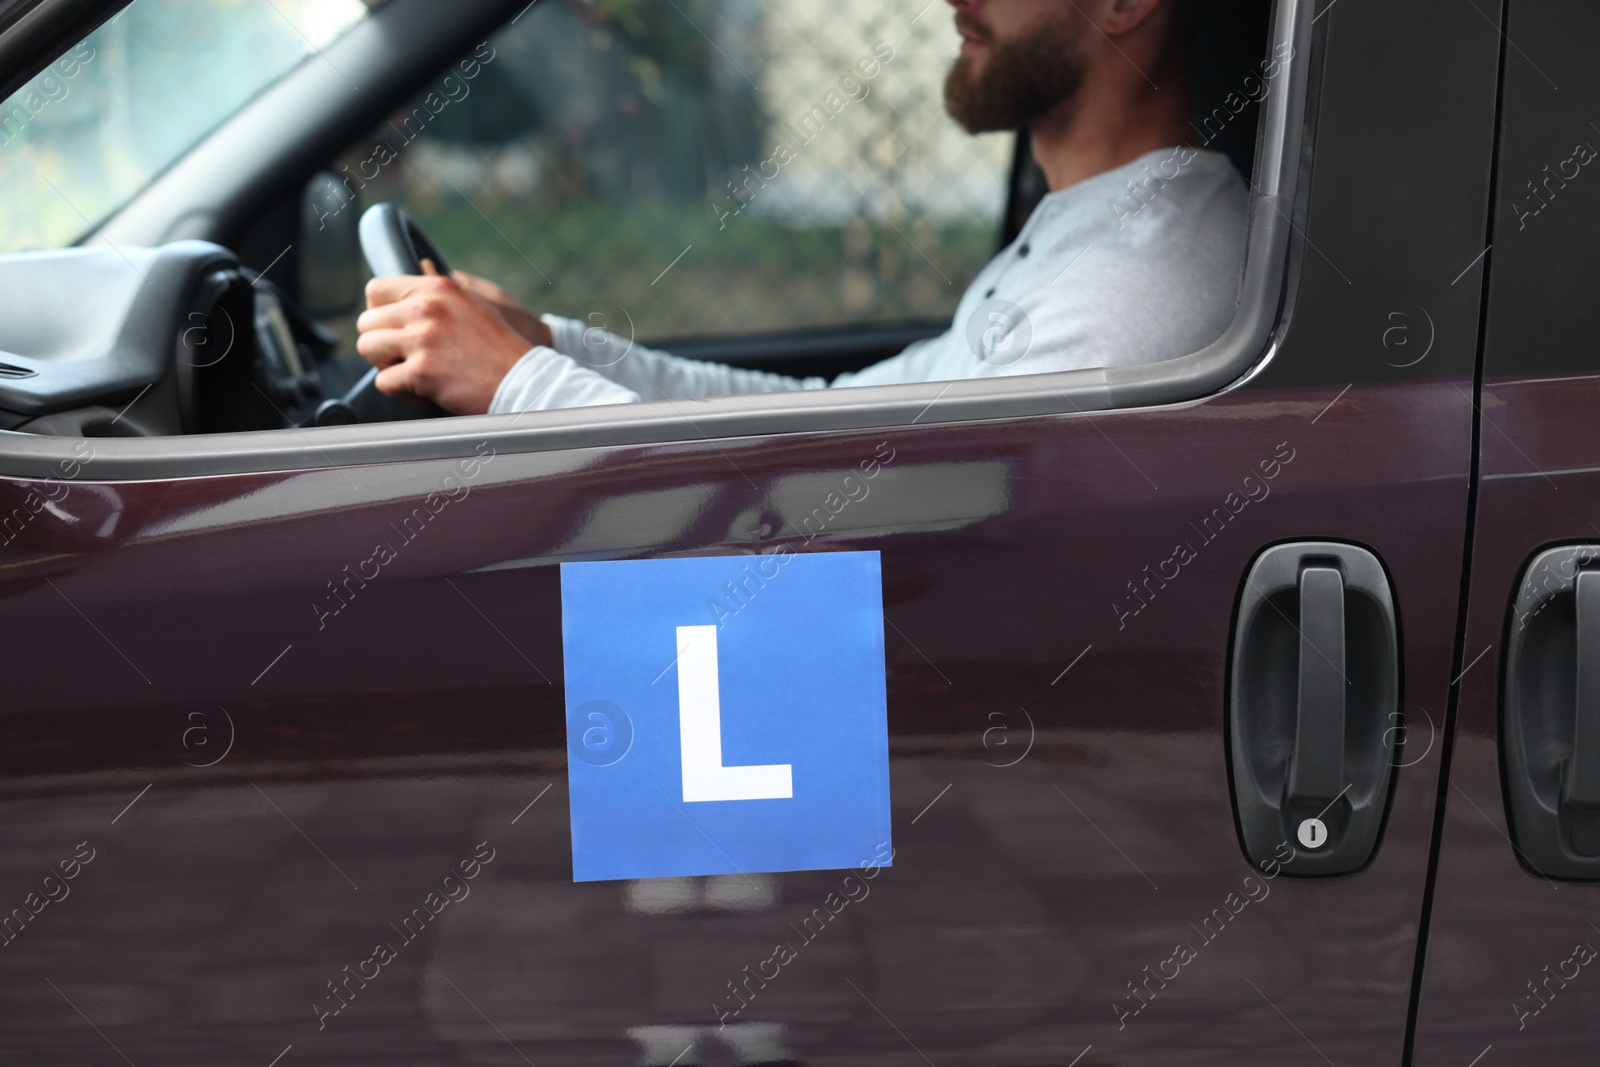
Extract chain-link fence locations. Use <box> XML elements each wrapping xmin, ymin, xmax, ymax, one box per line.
<box><xmin>336</xmin><ymin>0</ymin><xmax>1013</xmax><ymax>342</ymax></box>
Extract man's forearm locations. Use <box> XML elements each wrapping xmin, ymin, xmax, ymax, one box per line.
<box><xmin>488</xmin><ymin>347</ymin><xmax>642</xmax><ymax>413</ymax></box>
<box><xmin>541</xmin><ymin>315</ymin><xmax>826</xmax><ymax>400</ymax></box>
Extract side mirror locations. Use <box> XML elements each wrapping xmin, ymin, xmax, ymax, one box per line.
<box><xmin>298</xmin><ymin>171</ymin><xmax>363</xmax><ymax>319</ymax></box>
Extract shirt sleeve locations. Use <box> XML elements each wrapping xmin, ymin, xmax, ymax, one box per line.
<box><xmin>830</xmin><ymin>333</ymin><xmax>957</xmax><ymax>388</ymax></box>
<box><xmin>487</xmin><ymin>346</ymin><xmax>643</xmax><ymax>413</ymax></box>
<box><xmin>541</xmin><ymin>315</ymin><xmax>827</xmax><ymax>400</ymax></box>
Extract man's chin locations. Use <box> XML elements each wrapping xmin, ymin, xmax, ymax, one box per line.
<box><xmin>951</xmin><ymin>51</ymin><xmax>988</xmax><ymax>83</ymax></box>
<box><xmin>945</xmin><ymin>71</ymin><xmax>1008</xmax><ymax>134</ymax></box>
<box><xmin>943</xmin><ymin>19</ymin><xmax>1085</xmax><ymax>135</ymax></box>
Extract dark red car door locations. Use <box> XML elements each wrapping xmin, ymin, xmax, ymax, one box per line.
<box><xmin>1412</xmin><ymin>2</ymin><xmax>1600</xmax><ymax>1062</ymax></box>
<box><xmin>0</xmin><ymin>1</ymin><xmax>1497</xmax><ymax>1064</ymax></box>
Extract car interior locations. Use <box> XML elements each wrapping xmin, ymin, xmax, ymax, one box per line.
<box><xmin>0</xmin><ymin>0</ymin><xmax>1284</xmax><ymax>457</ymax></box>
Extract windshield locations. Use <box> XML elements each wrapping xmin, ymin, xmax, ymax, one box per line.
<box><xmin>0</xmin><ymin>0</ymin><xmax>371</xmax><ymax>253</ymax></box>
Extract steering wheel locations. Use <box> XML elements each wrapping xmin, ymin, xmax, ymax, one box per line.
<box><xmin>358</xmin><ymin>201</ymin><xmax>452</xmax><ymax>278</ymax></box>
<box><xmin>310</xmin><ymin>203</ymin><xmax>451</xmax><ymax>425</ymax></box>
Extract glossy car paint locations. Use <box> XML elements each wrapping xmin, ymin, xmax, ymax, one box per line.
<box><xmin>1413</xmin><ymin>379</ymin><xmax>1600</xmax><ymax>1065</ymax></box>
<box><xmin>0</xmin><ymin>381</ymin><xmax>1468</xmax><ymax>1065</ymax></box>
<box><xmin>0</xmin><ymin>0</ymin><xmax>1504</xmax><ymax>1064</ymax></box>
<box><xmin>1412</xmin><ymin>2</ymin><xmax>1600</xmax><ymax>1062</ymax></box>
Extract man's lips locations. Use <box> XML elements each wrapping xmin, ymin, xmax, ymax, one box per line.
<box><xmin>956</xmin><ymin>17</ymin><xmax>989</xmax><ymax>52</ymax></box>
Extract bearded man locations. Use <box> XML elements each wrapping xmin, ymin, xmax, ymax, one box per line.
<box><xmin>355</xmin><ymin>0</ymin><xmax>1248</xmax><ymax>414</ymax></box>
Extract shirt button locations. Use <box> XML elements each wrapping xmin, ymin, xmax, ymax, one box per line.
<box><xmin>984</xmin><ymin>287</ymin><xmax>996</xmax><ymax>298</ymax></box>
<box><xmin>1018</xmin><ymin>243</ymin><xmax>1031</xmax><ymax>258</ymax></box>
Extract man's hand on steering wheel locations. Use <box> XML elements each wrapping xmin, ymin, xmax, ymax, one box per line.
<box><xmin>451</xmin><ymin>270</ymin><xmax>551</xmax><ymax>350</ymax></box>
<box><xmin>356</xmin><ymin>261</ymin><xmax>540</xmax><ymax>415</ymax></box>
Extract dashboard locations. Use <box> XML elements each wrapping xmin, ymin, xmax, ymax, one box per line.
<box><xmin>0</xmin><ymin>241</ymin><xmax>372</xmax><ymax>437</ymax></box>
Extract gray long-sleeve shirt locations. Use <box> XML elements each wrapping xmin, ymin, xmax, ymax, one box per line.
<box><xmin>488</xmin><ymin>146</ymin><xmax>1248</xmax><ymax>414</ymax></box>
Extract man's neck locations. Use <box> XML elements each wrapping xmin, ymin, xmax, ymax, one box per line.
<box><xmin>1028</xmin><ymin>54</ymin><xmax>1197</xmax><ymax>193</ymax></box>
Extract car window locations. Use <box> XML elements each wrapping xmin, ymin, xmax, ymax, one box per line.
<box><xmin>327</xmin><ymin>0</ymin><xmax>1013</xmax><ymax>341</ymax></box>
<box><xmin>0</xmin><ymin>0</ymin><xmax>370</xmax><ymax>254</ymax></box>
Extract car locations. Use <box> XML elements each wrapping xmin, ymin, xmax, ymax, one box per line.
<box><xmin>0</xmin><ymin>0</ymin><xmax>1590</xmax><ymax>1063</ymax></box>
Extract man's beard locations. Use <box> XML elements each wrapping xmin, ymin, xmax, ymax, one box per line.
<box><xmin>943</xmin><ymin>16</ymin><xmax>1085</xmax><ymax>133</ymax></box>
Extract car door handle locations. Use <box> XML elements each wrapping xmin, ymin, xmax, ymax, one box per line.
<box><xmin>1569</xmin><ymin>570</ymin><xmax>1600</xmax><ymax>808</ymax></box>
<box><xmin>1288</xmin><ymin>564</ymin><xmax>1347</xmax><ymax>809</ymax></box>
<box><xmin>1230</xmin><ymin>542</ymin><xmax>1399</xmax><ymax>876</ymax></box>
<box><xmin>1505</xmin><ymin>545</ymin><xmax>1600</xmax><ymax>878</ymax></box>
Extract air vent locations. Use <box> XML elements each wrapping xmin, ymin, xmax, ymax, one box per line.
<box><xmin>0</xmin><ymin>362</ymin><xmax>37</xmax><ymax>379</ymax></box>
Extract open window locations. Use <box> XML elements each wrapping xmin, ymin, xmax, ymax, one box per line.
<box><xmin>313</xmin><ymin>0</ymin><xmax>1013</xmax><ymax>385</ymax></box>
<box><xmin>0</xmin><ymin>0</ymin><xmax>1314</xmax><ymax>478</ymax></box>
